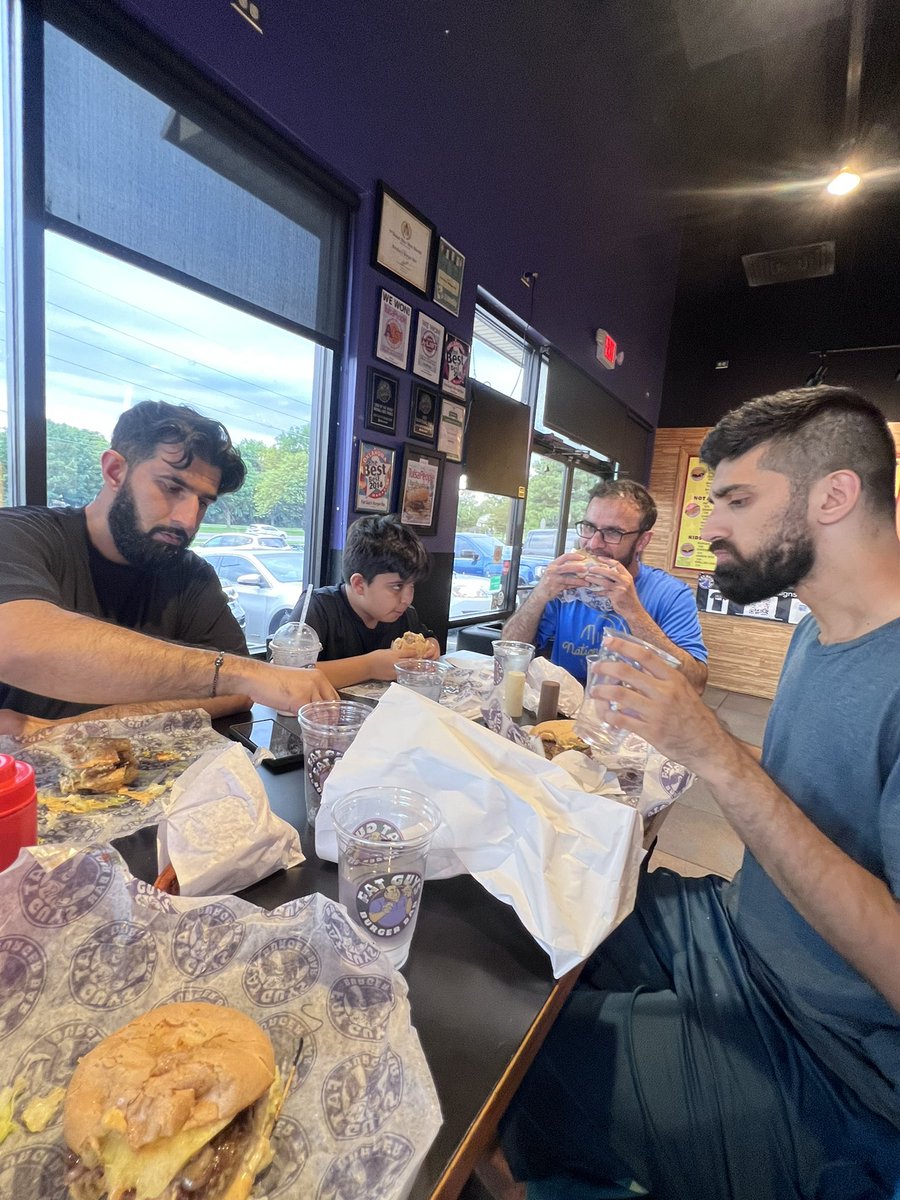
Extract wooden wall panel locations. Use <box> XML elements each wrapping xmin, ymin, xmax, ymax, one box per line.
<box><xmin>643</xmin><ymin>422</ymin><xmax>900</xmax><ymax>699</ymax></box>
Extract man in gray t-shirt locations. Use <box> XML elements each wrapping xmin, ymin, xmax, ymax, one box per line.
<box><xmin>488</xmin><ymin>386</ymin><xmax>900</xmax><ymax>1200</ymax></box>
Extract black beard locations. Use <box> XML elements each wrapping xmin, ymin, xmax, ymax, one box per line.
<box><xmin>711</xmin><ymin>530</ymin><xmax>814</xmax><ymax>604</ymax></box>
<box><xmin>108</xmin><ymin>482</ymin><xmax>189</xmax><ymax>572</ymax></box>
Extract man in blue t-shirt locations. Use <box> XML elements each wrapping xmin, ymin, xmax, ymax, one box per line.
<box><xmin>502</xmin><ymin>479</ymin><xmax>708</xmax><ymax>690</ymax></box>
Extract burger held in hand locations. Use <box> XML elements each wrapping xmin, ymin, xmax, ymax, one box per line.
<box><xmin>63</xmin><ymin>1003</ymin><xmax>279</xmax><ymax>1200</ymax></box>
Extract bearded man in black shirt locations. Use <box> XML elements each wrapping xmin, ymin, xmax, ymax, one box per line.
<box><xmin>0</xmin><ymin>400</ymin><xmax>335</xmax><ymax>728</ymax></box>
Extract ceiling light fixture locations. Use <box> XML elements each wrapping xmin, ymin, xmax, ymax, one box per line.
<box><xmin>826</xmin><ymin>169</ymin><xmax>861</xmax><ymax>196</ymax></box>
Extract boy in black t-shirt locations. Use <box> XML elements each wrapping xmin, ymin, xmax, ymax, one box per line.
<box><xmin>291</xmin><ymin>514</ymin><xmax>440</xmax><ymax>688</ymax></box>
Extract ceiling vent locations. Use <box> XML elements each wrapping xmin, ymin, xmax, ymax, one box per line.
<box><xmin>742</xmin><ymin>242</ymin><xmax>835</xmax><ymax>287</ymax></box>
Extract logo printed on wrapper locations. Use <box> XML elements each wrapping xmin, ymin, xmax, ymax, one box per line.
<box><xmin>265</xmin><ymin>896</ymin><xmax>316</xmax><ymax>920</ymax></box>
<box><xmin>659</xmin><ymin>760</ymin><xmax>691</xmax><ymax>798</ymax></box>
<box><xmin>260</xmin><ymin>1012</ymin><xmax>317</xmax><ymax>1095</ymax></box>
<box><xmin>0</xmin><ymin>1145</ymin><xmax>68</xmax><ymax>1200</ymax></box>
<box><xmin>317</xmin><ymin>1133</ymin><xmax>414</xmax><ymax>1200</ymax></box>
<box><xmin>327</xmin><ymin>975</ymin><xmax>395</xmax><ymax>1041</ymax></box>
<box><xmin>323</xmin><ymin>902</ymin><xmax>381</xmax><ymax>966</ymax></box>
<box><xmin>355</xmin><ymin>872</ymin><xmax>422</xmax><ymax>939</ymax></box>
<box><xmin>322</xmin><ymin>1049</ymin><xmax>403</xmax><ymax>1139</ymax></box>
<box><xmin>243</xmin><ymin>937</ymin><xmax>320</xmax><ymax>1006</ymax></box>
<box><xmin>14</xmin><ymin>1020</ymin><xmax>104</xmax><ymax>1103</ymax></box>
<box><xmin>263</xmin><ymin>1116</ymin><xmax>309</xmax><ymax>1197</ymax></box>
<box><xmin>155</xmin><ymin>986</ymin><xmax>228</xmax><ymax>1008</ymax></box>
<box><xmin>173</xmin><ymin>904</ymin><xmax>244</xmax><ymax>978</ymax></box>
<box><xmin>20</xmin><ymin>853</ymin><xmax>114</xmax><ymax>928</ymax></box>
<box><xmin>69</xmin><ymin>921</ymin><xmax>158</xmax><ymax>1010</ymax></box>
<box><xmin>0</xmin><ymin>936</ymin><xmax>46</xmax><ymax>1040</ymax></box>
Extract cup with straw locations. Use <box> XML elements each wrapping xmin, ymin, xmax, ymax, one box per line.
<box><xmin>268</xmin><ymin>584</ymin><xmax>322</xmax><ymax>715</ymax></box>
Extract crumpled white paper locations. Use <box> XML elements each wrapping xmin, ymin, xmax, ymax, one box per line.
<box><xmin>316</xmin><ymin>685</ymin><xmax>643</xmax><ymax>977</ymax></box>
<box><xmin>157</xmin><ymin>741</ymin><xmax>303</xmax><ymax>895</ymax></box>
<box><xmin>523</xmin><ymin>657</ymin><xmax>584</xmax><ymax>717</ymax></box>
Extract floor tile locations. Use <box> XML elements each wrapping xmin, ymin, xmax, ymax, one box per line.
<box><xmin>717</xmin><ymin>707</ymin><xmax>768</xmax><ymax>748</ymax></box>
<box><xmin>648</xmin><ymin>849</ymin><xmax>714</xmax><ymax>878</ymax></box>
<box><xmin>720</xmin><ymin>692</ymin><xmax>773</xmax><ymax>718</ymax></box>
<box><xmin>701</xmin><ymin>684</ymin><xmax>729</xmax><ymax>709</ymax></box>
<box><xmin>656</xmin><ymin>803</ymin><xmax>744</xmax><ymax>879</ymax></box>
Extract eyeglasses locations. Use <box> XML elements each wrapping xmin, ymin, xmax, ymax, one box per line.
<box><xmin>575</xmin><ymin>521</ymin><xmax>643</xmax><ymax>545</ymax></box>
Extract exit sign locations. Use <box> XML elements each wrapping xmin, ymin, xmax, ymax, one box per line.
<box><xmin>596</xmin><ymin>329</ymin><xmax>617</xmax><ymax>370</ymax></box>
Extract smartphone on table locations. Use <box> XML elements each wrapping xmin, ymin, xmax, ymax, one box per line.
<box><xmin>229</xmin><ymin>719</ymin><xmax>304</xmax><ymax>773</ymax></box>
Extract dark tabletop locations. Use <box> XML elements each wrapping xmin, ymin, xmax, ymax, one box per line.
<box><xmin>112</xmin><ymin>705</ymin><xmax>561</xmax><ymax>1199</ymax></box>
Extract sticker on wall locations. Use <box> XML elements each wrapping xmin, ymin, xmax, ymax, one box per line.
<box><xmin>230</xmin><ymin>0</ymin><xmax>263</xmax><ymax>34</ymax></box>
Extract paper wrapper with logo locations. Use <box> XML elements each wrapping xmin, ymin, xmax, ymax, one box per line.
<box><xmin>156</xmin><ymin>741</ymin><xmax>304</xmax><ymax>896</ymax></box>
<box><xmin>316</xmin><ymin>685</ymin><xmax>643</xmax><ymax>977</ymax></box>
<box><xmin>0</xmin><ymin>843</ymin><xmax>441</xmax><ymax>1200</ymax></box>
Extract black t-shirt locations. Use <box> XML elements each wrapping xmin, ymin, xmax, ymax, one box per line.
<box><xmin>296</xmin><ymin>584</ymin><xmax>432</xmax><ymax>660</ymax></box>
<box><xmin>0</xmin><ymin>505</ymin><xmax>247</xmax><ymax>719</ymax></box>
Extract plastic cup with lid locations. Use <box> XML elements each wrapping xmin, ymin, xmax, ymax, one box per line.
<box><xmin>269</xmin><ymin>621</ymin><xmax>322</xmax><ymax>715</ymax></box>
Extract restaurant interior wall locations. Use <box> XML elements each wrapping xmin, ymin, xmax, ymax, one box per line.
<box><xmin>644</xmin><ymin>421</ymin><xmax>900</xmax><ymax>698</ymax></box>
<box><xmin>107</xmin><ymin>0</ymin><xmax>685</xmax><ymax>637</ymax></box>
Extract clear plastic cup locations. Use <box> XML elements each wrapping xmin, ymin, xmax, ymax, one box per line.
<box><xmin>269</xmin><ymin>622</ymin><xmax>322</xmax><ymax>715</ymax></box>
<box><xmin>394</xmin><ymin>659</ymin><xmax>446</xmax><ymax>702</ymax></box>
<box><xmin>332</xmin><ymin>787</ymin><xmax>442</xmax><ymax>968</ymax></box>
<box><xmin>573</xmin><ymin>628</ymin><xmax>680</xmax><ymax>753</ymax></box>
<box><xmin>492</xmin><ymin>640</ymin><xmax>534</xmax><ymax>685</ymax></box>
<box><xmin>297</xmin><ymin>700</ymin><xmax>371</xmax><ymax>826</ymax></box>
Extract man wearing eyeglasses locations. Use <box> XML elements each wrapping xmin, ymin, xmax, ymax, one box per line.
<box><xmin>501</xmin><ymin>480</ymin><xmax>708</xmax><ymax>691</ymax></box>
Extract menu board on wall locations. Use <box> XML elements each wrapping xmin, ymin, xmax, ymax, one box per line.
<box><xmin>674</xmin><ymin>456</ymin><xmax>716</xmax><ymax>571</ymax></box>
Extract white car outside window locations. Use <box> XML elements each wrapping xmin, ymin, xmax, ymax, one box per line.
<box><xmin>195</xmin><ymin>548</ymin><xmax>304</xmax><ymax>650</ymax></box>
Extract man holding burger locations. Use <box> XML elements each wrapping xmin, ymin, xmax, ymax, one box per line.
<box><xmin>502</xmin><ymin>479</ymin><xmax>708</xmax><ymax>691</ymax></box>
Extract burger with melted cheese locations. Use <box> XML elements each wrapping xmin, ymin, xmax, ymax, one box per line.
<box><xmin>532</xmin><ymin>719</ymin><xmax>592</xmax><ymax>761</ymax></box>
<box><xmin>63</xmin><ymin>1003</ymin><xmax>279</xmax><ymax>1200</ymax></box>
<box><xmin>391</xmin><ymin>630</ymin><xmax>428</xmax><ymax>657</ymax></box>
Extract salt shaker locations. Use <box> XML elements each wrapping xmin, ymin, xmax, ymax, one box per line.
<box><xmin>535</xmin><ymin>680</ymin><xmax>560</xmax><ymax>724</ymax></box>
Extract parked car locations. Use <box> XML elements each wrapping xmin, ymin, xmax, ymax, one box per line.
<box><xmin>195</xmin><ymin>547</ymin><xmax>305</xmax><ymax>648</ymax></box>
<box><xmin>201</xmin><ymin>532</ymin><xmax>289</xmax><ymax>549</ymax></box>
<box><xmin>449</xmin><ymin>573</ymin><xmax>502</xmax><ymax>620</ymax></box>
<box><xmin>453</xmin><ymin>532</ymin><xmax>545</xmax><ymax>586</ymax></box>
<box><xmin>222</xmin><ymin>584</ymin><xmax>247</xmax><ymax>633</ymax></box>
<box><xmin>246</xmin><ymin>523</ymin><xmax>287</xmax><ymax>537</ymax></box>
<box><xmin>520</xmin><ymin>527</ymin><xmax>580</xmax><ymax>576</ymax></box>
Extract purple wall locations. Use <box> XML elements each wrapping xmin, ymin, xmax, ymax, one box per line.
<box><xmin>113</xmin><ymin>0</ymin><xmax>681</xmax><ymax>550</ymax></box>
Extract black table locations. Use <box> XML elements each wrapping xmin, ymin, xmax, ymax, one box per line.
<box><xmin>113</xmin><ymin>706</ymin><xmax>578</xmax><ymax>1200</ymax></box>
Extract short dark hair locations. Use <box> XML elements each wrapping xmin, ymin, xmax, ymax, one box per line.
<box><xmin>587</xmin><ymin>479</ymin><xmax>657</xmax><ymax>532</ymax></box>
<box><xmin>110</xmin><ymin>401</ymin><xmax>245</xmax><ymax>496</ymax></box>
<box><xmin>700</xmin><ymin>386</ymin><xmax>896</xmax><ymax>519</ymax></box>
<box><xmin>342</xmin><ymin>514</ymin><xmax>430</xmax><ymax>584</ymax></box>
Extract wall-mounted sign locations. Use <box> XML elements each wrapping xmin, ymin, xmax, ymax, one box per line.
<box><xmin>696</xmin><ymin>575</ymin><xmax>810</xmax><ymax>626</ymax></box>
<box><xmin>595</xmin><ymin>328</ymin><xmax>617</xmax><ymax>370</ymax></box>
<box><xmin>674</xmin><ymin>456</ymin><xmax>717</xmax><ymax>571</ymax></box>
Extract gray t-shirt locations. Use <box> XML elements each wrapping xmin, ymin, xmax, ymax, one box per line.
<box><xmin>0</xmin><ymin>505</ymin><xmax>247</xmax><ymax>719</ymax></box>
<box><xmin>726</xmin><ymin>613</ymin><xmax>900</xmax><ymax>1128</ymax></box>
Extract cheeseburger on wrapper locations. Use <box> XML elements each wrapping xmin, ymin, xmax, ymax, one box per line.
<box><xmin>63</xmin><ymin>1003</ymin><xmax>279</xmax><ymax>1200</ymax></box>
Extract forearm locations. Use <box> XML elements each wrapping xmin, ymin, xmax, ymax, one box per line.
<box><xmin>316</xmin><ymin>655</ymin><xmax>378</xmax><ymax>689</ymax></box>
<box><xmin>703</xmin><ymin>740</ymin><xmax>900</xmax><ymax>1011</ymax></box>
<box><xmin>501</xmin><ymin>587</ymin><xmax>551</xmax><ymax>646</ymax></box>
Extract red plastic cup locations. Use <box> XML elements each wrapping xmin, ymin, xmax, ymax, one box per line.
<box><xmin>0</xmin><ymin>753</ymin><xmax>37</xmax><ymax>871</ymax></box>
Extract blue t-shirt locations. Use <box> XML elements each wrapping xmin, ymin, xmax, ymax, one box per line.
<box><xmin>726</xmin><ymin>614</ymin><xmax>900</xmax><ymax>1129</ymax></box>
<box><xmin>534</xmin><ymin>562</ymin><xmax>708</xmax><ymax>683</ymax></box>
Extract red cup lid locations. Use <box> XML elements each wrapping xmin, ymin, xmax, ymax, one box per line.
<box><xmin>0</xmin><ymin>754</ymin><xmax>36</xmax><ymax>812</ymax></box>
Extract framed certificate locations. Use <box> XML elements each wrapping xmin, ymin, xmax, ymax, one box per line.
<box><xmin>375</xmin><ymin>289</ymin><xmax>412</xmax><ymax>370</ymax></box>
<box><xmin>409</xmin><ymin>385</ymin><xmax>439</xmax><ymax>444</ymax></box>
<box><xmin>399</xmin><ymin>444</ymin><xmax>445</xmax><ymax>537</ymax></box>
<box><xmin>372</xmin><ymin>182</ymin><xmax>436</xmax><ymax>297</ymax></box>
<box><xmin>433</xmin><ymin>237</ymin><xmax>465</xmax><ymax>317</ymax></box>
<box><xmin>355</xmin><ymin>439</ymin><xmax>397</xmax><ymax>514</ymax></box>
<box><xmin>441</xmin><ymin>332</ymin><xmax>471</xmax><ymax>399</ymax></box>
<box><xmin>411</xmin><ymin>311</ymin><xmax>444</xmax><ymax>383</ymax></box>
<box><xmin>365</xmin><ymin>367</ymin><xmax>399</xmax><ymax>435</ymax></box>
<box><xmin>437</xmin><ymin>396</ymin><xmax>466</xmax><ymax>462</ymax></box>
